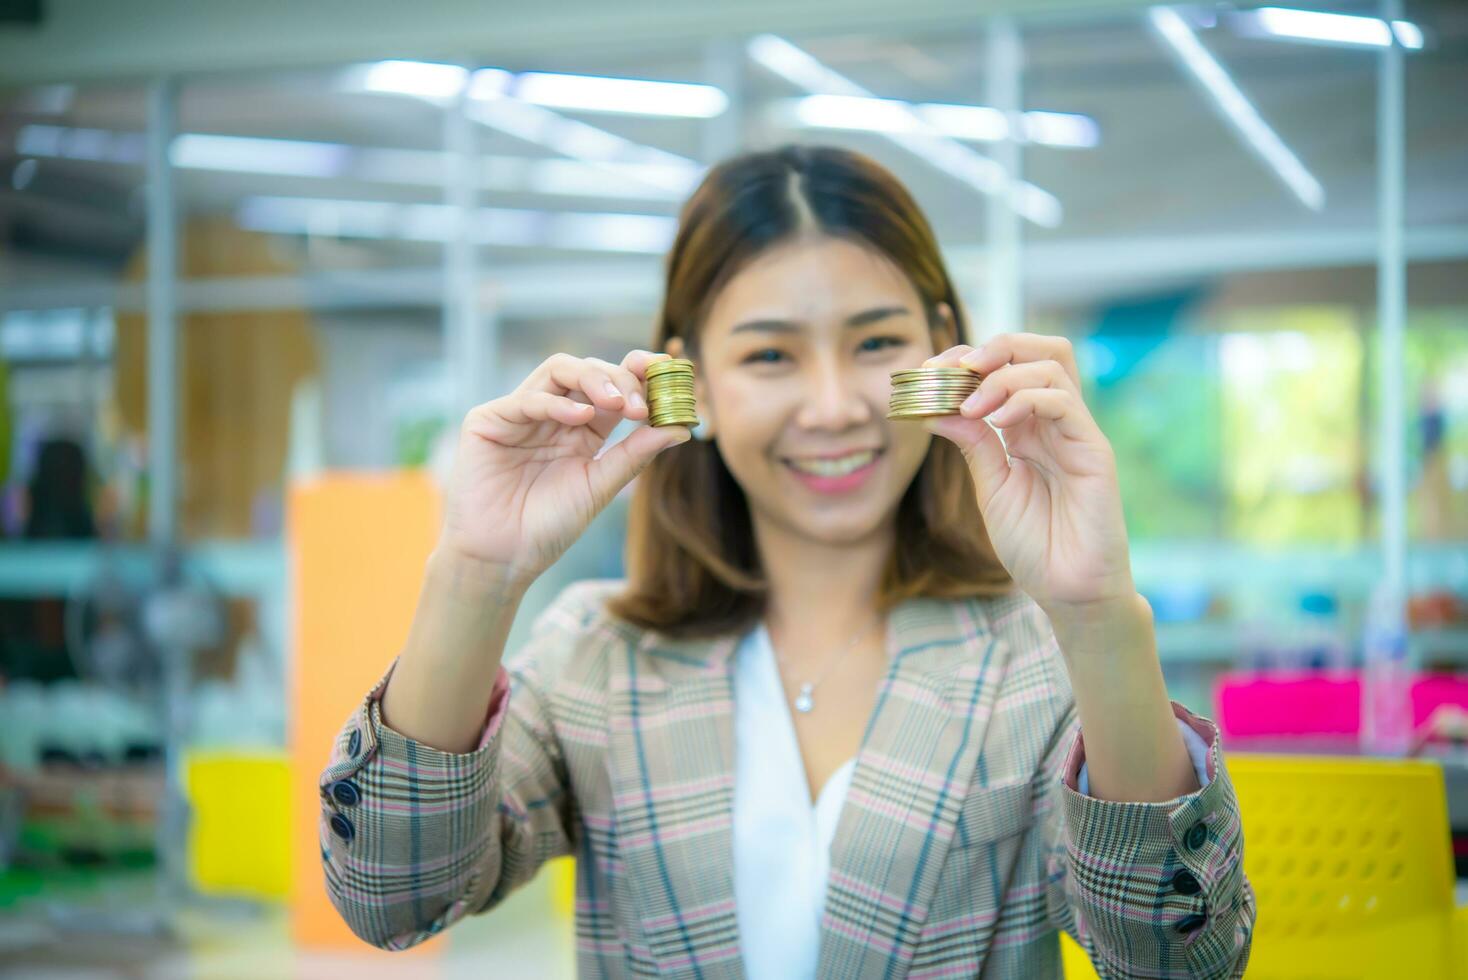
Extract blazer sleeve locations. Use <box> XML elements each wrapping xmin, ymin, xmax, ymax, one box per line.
<box><xmin>1007</xmin><ymin>602</ymin><xmax>1256</xmax><ymax>979</ymax></box>
<box><xmin>317</xmin><ymin>585</ymin><xmax>588</xmax><ymax>950</ymax></box>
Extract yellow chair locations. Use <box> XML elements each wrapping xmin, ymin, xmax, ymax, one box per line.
<box><xmin>1063</xmin><ymin>754</ymin><xmax>1464</xmax><ymax>979</ymax></box>
<box><xmin>186</xmin><ymin>750</ymin><xmax>291</xmax><ymax>900</ymax></box>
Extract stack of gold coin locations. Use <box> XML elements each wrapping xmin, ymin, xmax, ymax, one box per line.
<box><xmin>887</xmin><ymin>366</ymin><xmax>982</xmax><ymax>420</ymax></box>
<box><xmin>645</xmin><ymin>357</ymin><xmax>700</xmax><ymax>427</ymax></box>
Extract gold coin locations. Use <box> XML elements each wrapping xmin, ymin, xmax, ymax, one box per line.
<box><xmin>646</xmin><ymin>359</ymin><xmax>695</xmax><ymax>379</ymax></box>
<box><xmin>888</xmin><ymin>361</ymin><xmax>978</xmax><ymax>418</ymax></box>
<box><xmin>646</xmin><ymin>357</ymin><xmax>699</xmax><ymax>427</ymax></box>
<box><xmin>890</xmin><ymin>388</ymin><xmax>978</xmax><ymax>397</ymax></box>
<box><xmin>890</xmin><ymin>388</ymin><xmax>978</xmax><ymax>398</ymax></box>
<box><xmin>891</xmin><ymin>377</ymin><xmax>979</xmax><ymax>386</ymax></box>
<box><xmin>888</xmin><ymin>408</ymin><xmax>960</xmax><ymax>419</ymax></box>
<box><xmin>880</xmin><ymin>393</ymin><xmax>974</xmax><ymax>401</ymax></box>
<box><xmin>890</xmin><ymin>386</ymin><xmax>974</xmax><ymax>395</ymax></box>
<box><xmin>890</xmin><ymin>368</ymin><xmax>980</xmax><ymax>380</ymax></box>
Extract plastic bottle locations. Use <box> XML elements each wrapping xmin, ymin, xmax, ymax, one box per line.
<box><xmin>1361</xmin><ymin>584</ymin><xmax>1413</xmax><ymax>755</ymax></box>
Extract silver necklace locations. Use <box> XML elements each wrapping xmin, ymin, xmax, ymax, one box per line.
<box><xmin>773</xmin><ymin>614</ymin><xmax>885</xmax><ymax>714</ymax></box>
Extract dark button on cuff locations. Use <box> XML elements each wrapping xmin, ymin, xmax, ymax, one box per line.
<box><xmin>329</xmin><ymin>813</ymin><xmax>355</xmax><ymax>842</ymax></box>
<box><xmin>1184</xmin><ymin>821</ymin><xmax>1208</xmax><ymax>851</ymax></box>
<box><xmin>1175</xmin><ymin>912</ymin><xmax>1207</xmax><ymax>935</ymax></box>
<box><xmin>347</xmin><ymin>728</ymin><xmax>362</xmax><ymax>758</ymax></box>
<box><xmin>330</xmin><ymin>780</ymin><xmax>361</xmax><ymax>807</ymax></box>
<box><xmin>1170</xmin><ymin>868</ymin><xmax>1201</xmax><ymax>895</ymax></box>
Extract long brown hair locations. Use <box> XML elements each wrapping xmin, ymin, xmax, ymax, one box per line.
<box><xmin>607</xmin><ymin>145</ymin><xmax>1011</xmax><ymax>639</ymax></box>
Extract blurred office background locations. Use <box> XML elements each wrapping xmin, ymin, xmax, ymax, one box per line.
<box><xmin>0</xmin><ymin>0</ymin><xmax>1465</xmax><ymax>976</ymax></box>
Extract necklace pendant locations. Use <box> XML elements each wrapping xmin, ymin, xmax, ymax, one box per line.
<box><xmin>794</xmin><ymin>683</ymin><xmax>815</xmax><ymax>713</ymax></box>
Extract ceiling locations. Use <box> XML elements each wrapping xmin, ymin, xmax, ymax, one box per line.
<box><xmin>1</xmin><ymin>0</ymin><xmax>1465</xmax><ymax>315</ymax></box>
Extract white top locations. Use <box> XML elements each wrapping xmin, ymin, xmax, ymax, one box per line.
<box><xmin>730</xmin><ymin>620</ymin><xmax>1212</xmax><ymax>980</ymax></box>
<box><xmin>732</xmin><ymin>621</ymin><xmax>855</xmax><ymax>980</ymax></box>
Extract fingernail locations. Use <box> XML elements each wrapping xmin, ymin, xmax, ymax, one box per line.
<box><xmin>629</xmin><ymin>391</ymin><xmax>645</xmax><ymax>410</ymax></box>
<box><xmin>604</xmin><ymin>382</ymin><xmax>622</xmax><ymax>399</ymax></box>
<box><xmin>961</xmin><ymin>392</ymin><xmax>982</xmax><ymax>412</ymax></box>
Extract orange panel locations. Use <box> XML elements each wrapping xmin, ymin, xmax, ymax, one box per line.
<box><xmin>288</xmin><ymin>470</ymin><xmax>441</xmax><ymax>962</ymax></box>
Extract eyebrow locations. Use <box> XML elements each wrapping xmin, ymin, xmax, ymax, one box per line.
<box><xmin>729</xmin><ymin>305</ymin><xmax>913</xmax><ymax>335</ymax></box>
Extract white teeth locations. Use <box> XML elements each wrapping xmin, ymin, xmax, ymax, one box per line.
<box><xmin>788</xmin><ymin>450</ymin><xmax>876</xmax><ymax>477</ymax></box>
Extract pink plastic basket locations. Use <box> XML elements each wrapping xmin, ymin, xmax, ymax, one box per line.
<box><xmin>1215</xmin><ymin>672</ymin><xmax>1361</xmax><ymax>739</ymax></box>
<box><xmin>1411</xmin><ymin>673</ymin><xmax>1468</xmax><ymax>729</ymax></box>
<box><xmin>1215</xmin><ymin>671</ymin><xmax>1468</xmax><ymax>744</ymax></box>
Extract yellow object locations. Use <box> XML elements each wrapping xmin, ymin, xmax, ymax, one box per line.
<box><xmin>186</xmin><ymin>750</ymin><xmax>291</xmax><ymax>899</ymax></box>
<box><xmin>1060</xmin><ymin>931</ymin><xmax>1100</xmax><ymax>979</ymax></box>
<box><xmin>1063</xmin><ymin>754</ymin><xmax>1461</xmax><ymax>979</ymax></box>
<box><xmin>1456</xmin><ymin>902</ymin><xmax>1468</xmax><ymax>980</ymax></box>
<box><xmin>549</xmin><ymin>856</ymin><xmax>576</xmax><ymax>919</ymax></box>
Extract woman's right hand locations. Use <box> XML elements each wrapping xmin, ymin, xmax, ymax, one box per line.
<box><xmin>436</xmin><ymin>349</ymin><xmax>692</xmax><ymax>589</ymax></box>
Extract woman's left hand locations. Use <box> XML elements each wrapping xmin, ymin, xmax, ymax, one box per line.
<box><xmin>921</xmin><ymin>334</ymin><xmax>1137</xmax><ymax>622</ymax></box>
<box><xmin>926</xmin><ymin>335</ymin><xmax>1198</xmax><ymax>804</ymax></box>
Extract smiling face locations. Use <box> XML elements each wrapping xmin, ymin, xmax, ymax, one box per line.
<box><xmin>679</xmin><ymin>232</ymin><xmax>955</xmax><ymax>548</ymax></box>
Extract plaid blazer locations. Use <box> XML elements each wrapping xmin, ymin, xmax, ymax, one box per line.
<box><xmin>320</xmin><ymin>579</ymin><xmax>1254</xmax><ymax>978</ymax></box>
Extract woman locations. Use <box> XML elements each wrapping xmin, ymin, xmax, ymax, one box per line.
<box><xmin>320</xmin><ymin>145</ymin><xmax>1253</xmax><ymax>978</ymax></box>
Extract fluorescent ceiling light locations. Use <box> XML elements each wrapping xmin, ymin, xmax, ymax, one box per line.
<box><xmin>349</xmin><ymin>62</ymin><xmax>729</xmax><ymax>119</ymax></box>
<box><xmin>172</xmin><ymin>133</ymin><xmax>348</xmax><ymax>178</ymax></box>
<box><xmin>16</xmin><ymin>124</ymin><xmax>145</xmax><ymax>164</ymax></box>
<box><xmin>1022</xmin><ymin>110</ymin><xmax>1101</xmax><ymax>149</ymax></box>
<box><xmin>1148</xmin><ymin>7</ymin><xmax>1325</xmax><ymax>211</ymax></box>
<box><xmin>344</xmin><ymin>61</ymin><xmax>712</xmax><ymax>195</ymax></box>
<box><xmin>236</xmin><ymin>195</ymin><xmax>677</xmax><ymax>252</ymax></box>
<box><xmin>361</xmin><ymin>60</ymin><xmax>468</xmax><ymax>100</ymax></box>
<box><xmin>466</xmin><ymin>96</ymin><xmax>703</xmax><ymax>195</ymax></box>
<box><xmin>793</xmin><ymin>94</ymin><xmax>922</xmax><ymax>135</ymax></box>
<box><xmin>1391</xmin><ymin>20</ymin><xmax>1424</xmax><ymax>50</ymax></box>
<box><xmin>512</xmin><ymin>71</ymin><xmax>728</xmax><ymax>118</ymax></box>
<box><xmin>1249</xmin><ymin>7</ymin><xmax>1423</xmax><ymax>49</ymax></box>
<box><xmin>1</xmin><ymin>307</ymin><xmax>113</xmax><ymax>361</ymax></box>
<box><xmin>748</xmin><ymin>35</ymin><xmax>1063</xmax><ymax>227</ymax></box>
<box><xmin>468</xmin><ymin>68</ymin><xmax>512</xmax><ymax>100</ymax></box>
<box><xmin>912</xmin><ymin>101</ymin><xmax>1008</xmax><ymax>141</ymax></box>
<box><xmin>13</xmin><ymin>125</ymin><xmax>689</xmax><ymax>201</ymax></box>
<box><xmin>791</xmin><ymin>96</ymin><xmax>1099</xmax><ymax>149</ymax></box>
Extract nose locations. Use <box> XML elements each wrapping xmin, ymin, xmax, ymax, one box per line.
<box><xmin>794</xmin><ymin>354</ymin><xmax>874</xmax><ymax>431</ymax></box>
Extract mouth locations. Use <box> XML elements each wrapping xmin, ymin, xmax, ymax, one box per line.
<box><xmin>782</xmin><ymin>449</ymin><xmax>882</xmax><ymax>477</ymax></box>
<box><xmin>779</xmin><ymin>448</ymin><xmax>884</xmax><ymax>494</ymax></box>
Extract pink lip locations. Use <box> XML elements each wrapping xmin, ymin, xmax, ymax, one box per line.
<box><xmin>782</xmin><ymin>452</ymin><xmax>882</xmax><ymax>495</ymax></box>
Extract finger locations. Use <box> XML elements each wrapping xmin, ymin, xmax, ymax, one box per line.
<box><xmin>542</xmin><ymin>354</ymin><xmax>628</xmax><ymax>413</ymax></box>
<box><xmin>922</xmin><ymin>415</ymin><xmax>1010</xmax><ymax>506</ymax></box>
<box><xmin>586</xmin><ymin>423</ymin><xmax>692</xmax><ymax>505</ymax></box>
<box><xmin>586</xmin><ymin>357</ymin><xmax>648</xmax><ymax>419</ymax></box>
<box><xmin>620</xmin><ymin>348</ymin><xmax>674</xmax><ymax>380</ymax></box>
<box><xmin>958</xmin><ymin>359</ymin><xmax>1078</xmax><ymax>419</ymax></box>
<box><xmin>478</xmin><ymin>393</ymin><xmax>598</xmax><ymax>434</ymax></box>
<box><xmin>986</xmin><ymin>388</ymin><xmax>1097</xmax><ymax>441</ymax></box>
<box><xmin>958</xmin><ymin>333</ymin><xmax>1081</xmax><ymax>390</ymax></box>
<box><xmin>922</xmin><ymin>344</ymin><xmax>976</xmax><ymax>369</ymax></box>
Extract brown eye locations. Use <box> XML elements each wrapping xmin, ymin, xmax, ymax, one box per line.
<box><xmin>744</xmin><ymin>349</ymin><xmax>785</xmax><ymax>364</ymax></box>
